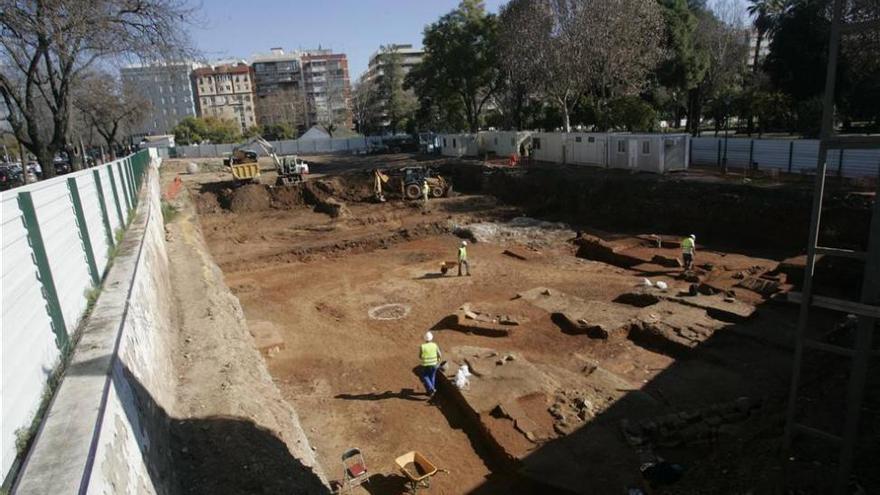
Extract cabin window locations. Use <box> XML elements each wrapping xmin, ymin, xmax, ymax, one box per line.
<box><xmin>617</xmin><ymin>141</ymin><xmax>626</xmax><ymax>153</ymax></box>
<box><xmin>453</xmin><ymin>138</ymin><xmax>457</xmax><ymax>148</ymax></box>
<box><xmin>588</xmin><ymin>137</ymin><xmax>595</xmax><ymax>143</ymax></box>
<box><xmin>443</xmin><ymin>138</ymin><xmax>447</xmax><ymax>147</ymax></box>
<box><xmin>575</xmin><ymin>136</ymin><xmax>582</xmax><ymax>143</ymax></box>
<box><xmin>642</xmin><ymin>141</ymin><xmax>651</xmax><ymax>154</ymax></box>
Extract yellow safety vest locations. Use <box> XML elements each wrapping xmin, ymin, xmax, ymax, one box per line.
<box><xmin>458</xmin><ymin>246</ymin><xmax>467</xmax><ymax>261</ymax></box>
<box><xmin>420</xmin><ymin>342</ymin><xmax>440</xmax><ymax>366</ymax></box>
<box><xmin>423</xmin><ymin>183</ymin><xmax>430</xmax><ymax>195</ymax></box>
<box><xmin>681</xmin><ymin>237</ymin><xmax>695</xmax><ymax>254</ymax></box>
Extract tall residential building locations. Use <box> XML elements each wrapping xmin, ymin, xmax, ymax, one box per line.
<box><xmin>121</xmin><ymin>62</ymin><xmax>200</xmax><ymax>137</ymax></box>
<box><xmin>192</xmin><ymin>62</ymin><xmax>257</xmax><ymax>134</ymax></box>
<box><xmin>301</xmin><ymin>49</ymin><xmax>352</xmax><ymax>130</ymax></box>
<box><xmin>252</xmin><ymin>48</ymin><xmax>306</xmax><ymax>133</ymax></box>
<box><xmin>364</xmin><ymin>44</ymin><xmax>424</xmax><ymax>132</ymax></box>
<box><xmin>365</xmin><ymin>44</ymin><xmax>424</xmax><ymax>82</ymax></box>
<box><xmin>746</xmin><ymin>28</ymin><xmax>771</xmax><ymax>68</ymax></box>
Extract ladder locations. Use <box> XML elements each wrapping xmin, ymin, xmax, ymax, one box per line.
<box><xmin>782</xmin><ymin>2</ymin><xmax>880</xmax><ymax>494</ymax></box>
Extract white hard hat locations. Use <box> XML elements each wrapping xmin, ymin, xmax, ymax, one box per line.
<box><xmin>689</xmin><ymin>234</ymin><xmax>696</xmax><ymax>240</ymax></box>
<box><xmin>461</xmin><ymin>240</ymin><xmax>467</xmax><ymax>246</ymax></box>
<box><xmin>425</xmin><ymin>331</ymin><xmax>433</xmax><ymax>342</ymax></box>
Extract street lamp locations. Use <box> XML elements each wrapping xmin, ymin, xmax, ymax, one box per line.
<box><xmin>721</xmin><ymin>95</ymin><xmax>731</xmax><ymax>175</ymax></box>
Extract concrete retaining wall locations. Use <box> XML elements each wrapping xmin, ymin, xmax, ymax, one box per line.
<box><xmin>14</xmin><ymin>160</ymin><xmax>176</xmax><ymax>494</ymax></box>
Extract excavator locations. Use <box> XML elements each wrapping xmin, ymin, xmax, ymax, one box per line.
<box><xmin>373</xmin><ymin>166</ymin><xmax>452</xmax><ymax>202</ymax></box>
<box><xmin>224</xmin><ymin>136</ymin><xmax>309</xmax><ymax>186</ymax></box>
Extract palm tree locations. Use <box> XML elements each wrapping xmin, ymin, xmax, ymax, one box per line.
<box><xmin>747</xmin><ymin>0</ymin><xmax>787</xmax><ymax>72</ymax></box>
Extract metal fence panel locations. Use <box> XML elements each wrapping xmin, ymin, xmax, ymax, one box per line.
<box><xmin>30</xmin><ymin>183</ymin><xmax>91</xmax><ymax>336</ymax></box>
<box><xmin>0</xmin><ymin>151</ymin><xmax>151</xmax><ymax>479</ymax></box>
<box><xmin>0</xmin><ymin>193</ymin><xmax>61</xmax><ymax>477</ymax></box>
<box><xmin>692</xmin><ymin>137</ymin><xmax>880</xmax><ymax>177</ymax></box>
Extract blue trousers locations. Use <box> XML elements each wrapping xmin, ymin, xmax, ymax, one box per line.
<box><xmin>420</xmin><ymin>365</ymin><xmax>439</xmax><ymax>394</ymax></box>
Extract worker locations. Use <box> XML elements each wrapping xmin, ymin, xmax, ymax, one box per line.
<box><xmin>419</xmin><ymin>332</ymin><xmax>442</xmax><ymax>397</ymax></box>
<box><xmin>422</xmin><ymin>179</ymin><xmax>430</xmax><ymax>207</ymax></box>
<box><xmin>458</xmin><ymin>240</ymin><xmax>471</xmax><ymax>276</ymax></box>
<box><xmin>681</xmin><ymin>234</ymin><xmax>696</xmax><ymax>270</ymax></box>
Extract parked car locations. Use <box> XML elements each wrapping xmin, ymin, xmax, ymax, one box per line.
<box><xmin>53</xmin><ymin>156</ymin><xmax>71</xmax><ymax>175</ymax></box>
<box><xmin>0</xmin><ymin>163</ymin><xmax>24</xmax><ymax>190</ymax></box>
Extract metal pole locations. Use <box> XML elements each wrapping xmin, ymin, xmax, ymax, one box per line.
<box><xmin>837</xmin><ymin>148</ymin><xmax>844</xmax><ymax>177</ymax></box>
<box><xmin>788</xmin><ymin>141</ymin><xmax>794</xmax><ymax>173</ymax></box>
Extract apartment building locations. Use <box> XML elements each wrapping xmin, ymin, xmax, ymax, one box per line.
<box><xmin>301</xmin><ymin>49</ymin><xmax>352</xmax><ymax>130</ymax></box>
<box><xmin>363</xmin><ymin>44</ymin><xmax>424</xmax><ymax>133</ymax></box>
<box><xmin>251</xmin><ymin>48</ymin><xmax>307</xmax><ymax>133</ymax></box>
<box><xmin>192</xmin><ymin>62</ymin><xmax>257</xmax><ymax>134</ymax></box>
<box><xmin>365</xmin><ymin>44</ymin><xmax>424</xmax><ymax>83</ymax></box>
<box><xmin>121</xmin><ymin>62</ymin><xmax>200</xmax><ymax>137</ymax></box>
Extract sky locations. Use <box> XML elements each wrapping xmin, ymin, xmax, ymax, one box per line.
<box><xmin>191</xmin><ymin>0</ymin><xmax>507</xmax><ymax>79</ymax></box>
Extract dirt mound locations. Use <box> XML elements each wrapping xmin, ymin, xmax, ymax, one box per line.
<box><xmin>307</xmin><ymin>175</ymin><xmax>374</xmax><ymax>203</ymax></box>
<box><xmin>229</xmin><ymin>184</ymin><xmax>271</xmax><ymax>213</ymax></box>
<box><xmin>195</xmin><ymin>189</ymin><xmax>223</xmax><ymax>214</ymax></box>
<box><xmin>269</xmin><ymin>185</ymin><xmax>305</xmax><ymax>209</ymax></box>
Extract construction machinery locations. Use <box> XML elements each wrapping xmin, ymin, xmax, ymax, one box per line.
<box><xmin>372</xmin><ymin>166</ymin><xmax>452</xmax><ymax>202</ymax></box>
<box><xmin>224</xmin><ymin>136</ymin><xmax>309</xmax><ymax>185</ymax></box>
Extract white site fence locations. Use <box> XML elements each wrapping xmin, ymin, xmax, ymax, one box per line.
<box><xmin>0</xmin><ymin>150</ymin><xmax>153</xmax><ymax>481</ymax></box>
<box><xmin>691</xmin><ymin>137</ymin><xmax>880</xmax><ymax>178</ymax></box>
<box><xmin>173</xmin><ymin>136</ymin><xmax>383</xmax><ymax>158</ymax></box>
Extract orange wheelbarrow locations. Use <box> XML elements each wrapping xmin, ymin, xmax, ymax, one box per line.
<box><xmin>395</xmin><ymin>451</ymin><xmax>448</xmax><ymax>493</ymax></box>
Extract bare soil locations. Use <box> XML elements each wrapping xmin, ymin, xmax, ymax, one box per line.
<box><xmin>165</xmin><ymin>154</ymin><xmax>878</xmax><ymax>495</ymax></box>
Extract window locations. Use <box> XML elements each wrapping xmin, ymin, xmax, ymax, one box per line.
<box><xmin>453</xmin><ymin>138</ymin><xmax>457</xmax><ymax>148</ymax></box>
<box><xmin>588</xmin><ymin>137</ymin><xmax>595</xmax><ymax>143</ymax></box>
<box><xmin>617</xmin><ymin>141</ymin><xmax>626</xmax><ymax>153</ymax></box>
<box><xmin>533</xmin><ymin>138</ymin><xmax>541</xmax><ymax>150</ymax></box>
<box><xmin>642</xmin><ymin>140</ymin><xmax>651</xmax><ymax>154</ymax></box>
<box><xmin>575</xmin><ymin>136</ymin><xmax>582</xmax><ymax>143</ymax></box>
<box><xmin>443</xmin><ymin>138</ymin><xmax>447</xmax><ymax>147</ymax></box>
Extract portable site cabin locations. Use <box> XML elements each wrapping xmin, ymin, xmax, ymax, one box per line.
<box><xmin>607</xmin><ymin>134</ymin><xmax>689</xmax><ymax>173</ymax></box>
<box><xmin>563</xmin><ymin>132</ymin><xmax>608</xmax><ymax>167</ymax></box>
<box><xmin>530</xmin><ymin>132</ymin><xmax>566</xmax><ymax>163</ymax></box>
<box><xmin>440</xmin><ymin>134</ymin><xmax>479</xmax><ymax>157</ymax></box>
<box><xmin>478</xmin><ymin>131</ymin><xmax>533</xmax><ymax>157</ymax></box>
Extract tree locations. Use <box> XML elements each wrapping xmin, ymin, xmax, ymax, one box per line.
<box><xmin>73</xmin><ymin>71</ymin><xmax>147</xmax><ymax>159</ymax></box>
<box><xmin>407</xmin><ymin>0</ymin><xmax>501</xmax><ymax>132</ymax></box>
<box><xmin>582</xmin><ymin>0</ymin><xmax>666</xmax><ymax>129</ymax></box>
<box><xmin>317</xmin><ymin>78</ymin><xmax>350</xmax><ymax>137</ymax></box>
<box><xmin>377</xmin><ymin>46</ymin><xmax>418</xmax><ymax>134</ymax></box>
<box><xmin>351</xmin><ymin>75</ymin><xmax>381</xmax><ymax>134</ymax></box>
<box><xmin>171</xmin><ymin>116</ymin><xmax>240</xmax><ymax>145</ymax></box>
<box><xmin>498</xmin><ymin>0</ymin><xmax>588</xmax><ymax>133</ymax></box>
<box><xmin>686</xmin><ymin>0</ymin><xmax>749</xmax><ymax>135</ymax></box>
<box><xmin>746</xmin><ymin>0</ymin><xmax>786</xmax><ymax>72</ymax></box>
<box><xmin>262</xmin><ymin>123</ymin><xmax>296</xmax><ymax>141</ymax></box>
<box><xmin>0</xmin><ymin>0</ymin><xmax>194</xmax><ymax>179</ymax></box>
<box><xmin>655</xmin><ymin>0</ymin><xmax>708</xmax><ymax>127</ymax></box>
<box><xmin>498</xmin><ymin>0</ymin><xmax>664</xmax><ymax>132</ymax></box>
<box><xmin>606</xmin><ymin>96</ymin><xmax>658</xmax><ymax>131</ymax></box>
<box><xmin>256</xmin><ymin>89</ymin><xmax>306</xmax><ymax>134</ymax></box>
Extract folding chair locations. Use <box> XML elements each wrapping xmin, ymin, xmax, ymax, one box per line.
<box><xmin>341</xmin><ymin>448</ymin><xmax>369</xmax><ymax>493</ymax></box>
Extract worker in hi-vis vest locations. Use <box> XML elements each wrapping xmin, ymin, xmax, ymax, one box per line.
<box><xmin>422</xmin><ymin>179</ymin><xmax>430</xmax><ymax>207</ymax></box>
<box><xmin>681</xmin><ymin>234</ymin><xmax>696</xmax><ymax>270</ymax></box>
<box><xmin>419</xmin><ymin>332</ymin><xmax>442</xmax><ymax>397</ymax></box>
<box><xmin>458</xmin><ymin>240</ymin><xmax>471</xmax><ymax>276</ymax></box>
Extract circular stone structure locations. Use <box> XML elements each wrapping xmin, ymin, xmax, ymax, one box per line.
<box><xmin>368</xmin><ymin>303</ymin><xmax>411</xmax><ymax>320</ymax></box>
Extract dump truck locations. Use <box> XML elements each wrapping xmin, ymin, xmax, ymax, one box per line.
<box><xmin>224</xmin><ymin>136</ymin><xmax>309</xmax><ymax>185</ymax></box>
<box><xmin>373</xmin><ymin>166</ymin><xmax>452</xmax><ymax>202</ymax></box>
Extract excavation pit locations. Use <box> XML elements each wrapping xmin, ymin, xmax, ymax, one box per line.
<box><xmin>166</xmin><ymin>154</ymin><xmax>871</xmax><ymax>495</ymax></box>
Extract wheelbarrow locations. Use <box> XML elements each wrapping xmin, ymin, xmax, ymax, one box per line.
<box><xmin>439</xmin><ymin>261</ymin><xmax>458</xmax><ymax>275</ymax></box>
<box><xmin>395</xmin><ymin>451</ymin><xmax>447</xmax><ymax>493</ymax></box>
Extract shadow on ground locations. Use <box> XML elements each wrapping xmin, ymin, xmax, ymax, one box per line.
<box><xmin>117</xmin><ymin>365</ymin><xmax>328</xmax><ymax>494</ymax></box>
